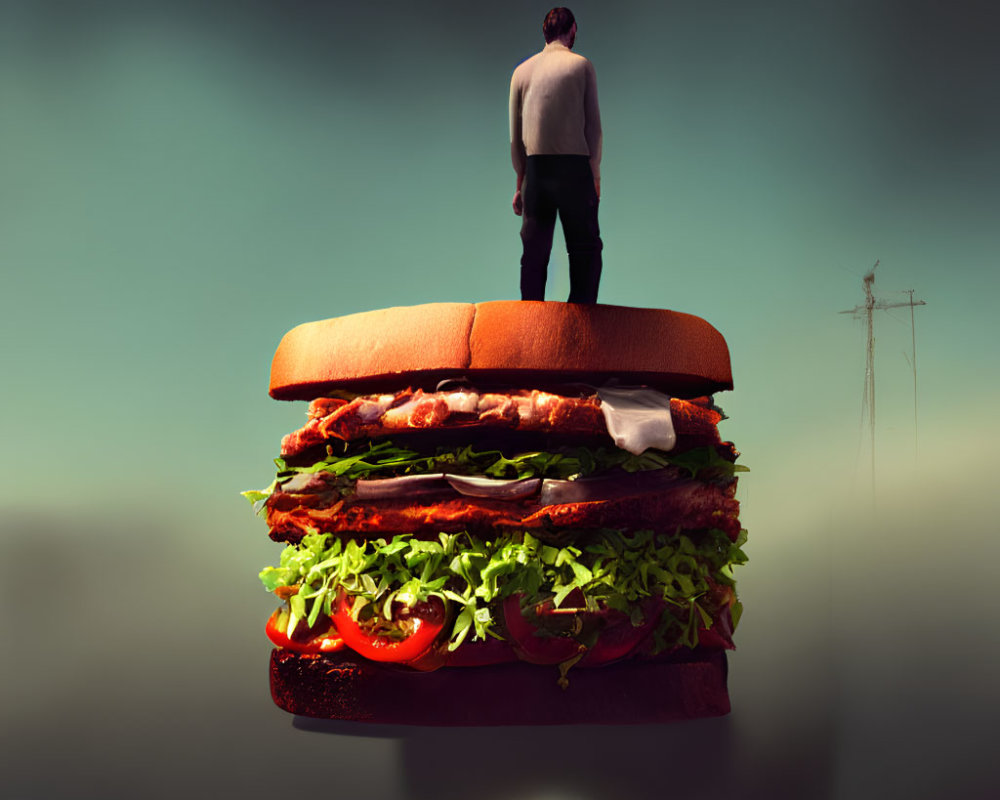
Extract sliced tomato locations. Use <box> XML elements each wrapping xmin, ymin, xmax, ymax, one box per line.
<box><xmin>502</xmin><ymin>594</ymin><xmax>586</xmax><ymax>664</ymax></box>
<box><xmin>504</xmin><ymin>592</ymin><xmax>664</xmax><ymax>666</ymax></box>
<box><xmin>265</xmin><ymin>607</ymin><xmax>345</xmax><ymax>653</ymax></box>
<box><xmin>578</xmin><ymin>598</ymin><xmax>663</xmax><ymax>667</ymax></box>
<box><xmin>332</xmin><ymin>590</ymin><xmax>446</xmax><ymax>666</ymax></box>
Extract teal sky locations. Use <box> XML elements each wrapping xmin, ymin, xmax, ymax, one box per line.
<box><xmin>2</xmin><ymin>2</ymin><xmax>998</xmax><ymax>796</ymax></box>
<box><xmin>2</xmin><ymin>0</ymin><xmax>997</xmax><ymax>511</ymax></box>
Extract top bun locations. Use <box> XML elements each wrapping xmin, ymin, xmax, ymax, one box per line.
<box><xmin>269</xmin><ymin>301</ymin><xmax>733</xmax><ymax>400</ymax></box>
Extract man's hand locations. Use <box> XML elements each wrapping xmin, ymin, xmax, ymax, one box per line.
<box><xmin>595</xmin><ymin>177</ymin><xmax>601</xmax><ymax>199</ymax></box>
<box><xmin>512</xmin><ymin>189</ymin><xmax>523</xmax><ymax>216</ymax></box>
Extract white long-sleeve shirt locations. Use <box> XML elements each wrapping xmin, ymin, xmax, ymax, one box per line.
<box><xmin>509</xmin><ymin>41</ymin><xmax>602</xmax><ymax>182</ymax></box>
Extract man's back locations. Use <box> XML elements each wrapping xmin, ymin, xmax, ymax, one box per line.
<box><xmin>510</xmin><ymin>42</ymin><xmax>601</xmax><ymax>166</ymax></box>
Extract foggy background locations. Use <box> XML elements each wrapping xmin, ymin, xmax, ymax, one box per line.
<box><xmin>2</xmin><ymin>1</ymin><xmax>998</xmax><ymax>798</ymax></box>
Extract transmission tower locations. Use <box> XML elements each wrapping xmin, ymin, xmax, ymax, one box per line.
<box><xmin>839</xmin><ymin>260</ymin><xmax>926</xmax><ymax>495</ymax></box>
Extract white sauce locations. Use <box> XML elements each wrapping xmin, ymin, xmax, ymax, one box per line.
<box><xmin>596</xmin><ymin>386</ymin><xmax>676</xmax><ymax>455</ymax></box>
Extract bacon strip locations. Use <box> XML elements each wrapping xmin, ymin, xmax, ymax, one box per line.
<box><xmin>265</xmin><ymin>480</ymin><xmax>740</xmax><ymax>543</ymax></box>
<box><xmin>280</xmin><ymin>389</ymin><xmax>721</xmax><ymax>457</ymax></box>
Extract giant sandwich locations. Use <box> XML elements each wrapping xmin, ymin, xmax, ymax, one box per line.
<box><xmin>247</xmin><ymin>301</ymin><xmax>748</xmax><ymax>725</ymax></box>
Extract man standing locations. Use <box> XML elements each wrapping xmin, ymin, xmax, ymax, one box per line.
<box><xmin>510</xmin><ymin>7</ymin><xmax>603</xmax><ymax>304</ymax></box>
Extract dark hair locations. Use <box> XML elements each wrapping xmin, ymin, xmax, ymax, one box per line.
<box><xmin>543</xmin><ymin>7</ymin><xmax>575</xmax><ymax>43</ymax></box>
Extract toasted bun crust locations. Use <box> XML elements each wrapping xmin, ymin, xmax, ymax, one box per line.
<box><xmin>270</xmin><ymin>301</ymin><xmax>732</xmax><ymax>400</ymax></box>
<box><xmin>270</xmin><ymin>648</ymin><xmax>730</xmax><ymax>725</ymax></box>
<box><xmin>269</xmin><ymin>303</ymin><xmax>476</xmax><ymax>400</ymax></box>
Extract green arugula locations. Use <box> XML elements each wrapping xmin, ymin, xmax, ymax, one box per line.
<box><xmin>260</xmin><ymin>527</ymin><xmax>749</xmax><ymax>653</ymax></box>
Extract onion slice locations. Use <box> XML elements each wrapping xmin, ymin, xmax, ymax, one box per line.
<box><xmin>350</xmin><ymin>467</ymin><xmax>688</xmax><ymax>504</ymax></box>
<box><xmin>354</xmin><ymin>473</ymin><xmax>448</xmax><ymax>499</ymax></box>
<box><xmin>540</xmin><ymin>469</ymin><xmax>687</xmax><ymax>505</ymax></box>
<box><xmin>446</xmin><ymin>475</ymin><xmax>541</xmax><ymax>499</ymax></box>
<box><xmin>280</xmin><ymin>472</ymin><xmax>338</xmax><ymax>494</ymax></box>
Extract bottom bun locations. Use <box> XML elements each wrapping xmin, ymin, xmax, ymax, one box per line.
<box><xmin>270</xmin><ymin>648</ymin><xmax>730</xmax><ymax>726</ymax></box>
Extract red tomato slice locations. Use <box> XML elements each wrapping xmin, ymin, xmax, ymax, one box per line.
<box><xmin>504</xmin><ymin>593</ymin><xmax>664</xmax><ymax>666</ymax></box>
<box><xmin>502</xmin><ymin>594</ymin><xmax>586</xmax><ymax>665</ymax></box>
<box><xmin>578</xmin><ymin>598</ymin><xmax>663</xmax><ymax>667</ymax></box>
<box><xmin>265</xmin><ymin>608</ymin><xmax>345</xmax><ymax>653</ymax></box>
<box><xmin>332</xmin><ymin>591</ymin><xmax>446</xmax><ymax>665</ymax></box>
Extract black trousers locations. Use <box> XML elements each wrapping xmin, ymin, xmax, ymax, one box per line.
<box><xmin>519</xmin><ymin>155</ymin><xmax>603</xmax><ymax>304</ymax></box>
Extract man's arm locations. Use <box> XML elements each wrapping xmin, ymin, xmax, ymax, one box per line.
<box><xmin>509</xmin><ymin>72</ymin><xmax>526</xmax><ymax>215</ymax></box>
<box><xmin>584</xmin><ymin>60</ymin><xmax>602</xmax><ymax>197</ymax></box>
<box><xmin>512</xmin><ymin>166</ymin><xmax>524</xmax><ymax>215</ymax></box>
